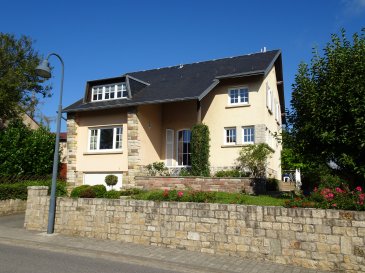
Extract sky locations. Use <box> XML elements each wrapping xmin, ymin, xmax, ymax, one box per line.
<box><xmin>1</xmin><ymin>0</ymin><xmax>364</xmax><ymax>131</ymax></box>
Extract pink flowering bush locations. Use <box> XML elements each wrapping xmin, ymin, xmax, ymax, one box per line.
<box><xmin>285</xmin><ymin>183</ymin><xmax>365</xmax><ymax>211</ymax></box>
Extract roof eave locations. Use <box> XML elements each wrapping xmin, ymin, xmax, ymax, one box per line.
<box><xmin>63</xmin><ymin>96</ymin><xmax>199</xmax><ymax>113</ymax></box>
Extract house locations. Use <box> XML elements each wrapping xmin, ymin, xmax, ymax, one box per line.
<box><xmin>63</xmin><ymin>50</ymin><xmax>285</xmax><ymax>189</ymax></box>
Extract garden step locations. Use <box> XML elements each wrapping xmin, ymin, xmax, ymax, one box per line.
<box><xmin>278</xmin><ymin>182</ymin><xmax>296</xmax><ymax>192</ymax></box>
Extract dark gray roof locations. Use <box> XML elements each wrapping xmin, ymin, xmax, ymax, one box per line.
<box><xmin>64</xmin><ymin>50</ymin><xmax>283</xmax><ymax>113</ymax></box>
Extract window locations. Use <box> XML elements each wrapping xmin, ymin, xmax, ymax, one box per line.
<box><xmin>88</xmin><ymin>127</ymin><xmax>123</xmax><ymax>151</ymax></box>
<box><xmin>91</xmin><ymin>83</ymin><xmax>127</xmax><ymax>102</ymax></box>
<box><xmin>225</xmin><ymin>127</ymin><xmax>236</xmax><ymax>144</ymax></box>
<box><xmin>228</xmin><ymin>87</ymin><xmax>249</xmax><ymax>105</ymax></box>
<box><xmin>177</xmin><ymin>130</ymin><xmax>191</xmax><ymax>166</ymax></box>
<box><xmin>275</xmin><ymin>100</ymin><xmax>280</xmax><ymax>123</ymax></box>
<box><xmin>242</xmin><ymin>126</ymin><xmax>255</xmax><ymax>144</ymax></box>
<box><xmin>266</xmin><ymin>82</ymin><xmax>273</xmax><ymax>112</ymax></box>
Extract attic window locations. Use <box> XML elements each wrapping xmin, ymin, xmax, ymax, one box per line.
<box><xmin>91</xmin><ymin>83</ymin><xmax>128</xmax><ymax>102</ymax></box>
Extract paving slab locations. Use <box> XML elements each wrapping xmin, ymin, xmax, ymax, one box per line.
<box><xmin>0</xmin><ymin>214</ymin><xmax>333</xmax><ymax>273</ymax></box>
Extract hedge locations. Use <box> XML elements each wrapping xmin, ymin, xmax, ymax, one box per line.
<box><xmin>0</xmin><ymin>180</ymin><xmax>67</xmax><ymax>200</ymax></box>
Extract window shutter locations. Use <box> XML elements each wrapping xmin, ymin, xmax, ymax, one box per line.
<box><xmin>166</xmin><ymin>129</ymin><xmax>174</xmax><ymax>166</ymax></box>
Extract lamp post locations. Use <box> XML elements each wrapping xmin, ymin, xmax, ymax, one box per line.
<box><xmin>35</xmin><ymin>53</ymin><xmax>64</xmax><ymax>234</ymax></box>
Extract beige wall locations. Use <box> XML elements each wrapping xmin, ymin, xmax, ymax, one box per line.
<box><xmin>201</xmin><ymin>67</ymin><xmax>282</xmax><ymax>179</ymax></box>
<box><xmin>138</xmin><ymin>104</ymin><xmax>162</xmax><ymax>165</ymax></box>
<box><xmin>75</xmin><ymin>109</ymin><xmax>128</xmax><ymax>173</ymax></box>
<box><xmin>160</xmin><ymin>100</ymin><xmax>197</xmax><ymax>166</ymax></box>
<box><xmin>21</xmin><ymin>113</ymin><xmax>39</xmax><ymax>130</ymax></box>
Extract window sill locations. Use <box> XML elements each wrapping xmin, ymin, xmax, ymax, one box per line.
<box><xmin>225</xmin><ymin>104</ymin><xmax>250</xmax><ymax>109</ymax></box>
<box><xmin>83</xmin><ymin>150</ymin><xmax>123</xmax><ymax>155</ymax></box>
<box><xmin>221</xmin><ymin>144</ymin><xmax>253</xmax><ymax>148</ymax></box>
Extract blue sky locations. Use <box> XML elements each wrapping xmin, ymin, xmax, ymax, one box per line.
<box><xmin>2</xmin><ymin>0</ymin><xmax>364</xmax><ymax>131</ymax></box>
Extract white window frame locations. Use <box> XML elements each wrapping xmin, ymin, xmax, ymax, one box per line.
<box><xmin>91</xmin><ymin>83</ymin><xmax>127</xmax><ymax>102</ymax></box>
<box><xmin>242</xmin><ymin>126</ymin><xmax>255</xmax><ymax>144</ymax></box>
<box><xmin>88</xmin><ymin>126</ymin><xmax>123</xmax><ymax>152</ymax></box>
<box><xmin>224</xmin><ymin>127</ymin><xmax>237</xmax><ymax>145</ymax></box>
<box><xmin>165</xmin><ymin>129</ymin><xmax>174</xmax><ymax>167</ymax></box>
<box><xmin>228</xmin><ymin>87</ymin><xmax>249</xmax><ymax>105</ymax></box>
<box><xmin>275</xmin><ymin>100</ymin><xmax>280</xmax><ymax>123</ymax></box>
<box><xmin>176</xmin><ymin>129</ymin><xmax>191</xmax><ymax>167</ymax></box>
<box><xmin>266</xmin><ymin>82</ymin><xmax>273</xmax><ymax>113</ymax></box>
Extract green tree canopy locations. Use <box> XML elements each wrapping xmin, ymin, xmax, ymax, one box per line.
<box><xmin>0</xmin><ymin>33</ymin><xmax>50</xmax><ymax>123</ymax></box>
<box><xmin>289</xmin><ymin>28</ymin><xmax>365</xmax><ymax>184</ymax></box>
<box><xmin>0</xmin><ymin>119</ymin><xmax>56</xmax><ymax>175</ymax></box>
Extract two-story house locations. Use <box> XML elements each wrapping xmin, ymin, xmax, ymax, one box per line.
<box><xmin>64</xmin><ymin>50</ymin><xmax>284</xmax><ymax>189</ymax></box>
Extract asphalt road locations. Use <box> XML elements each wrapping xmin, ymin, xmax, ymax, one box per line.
<box><xmin>0</xmin><ymin>243</ymin><xmax>182</xmax><ymax>273</ymax></box>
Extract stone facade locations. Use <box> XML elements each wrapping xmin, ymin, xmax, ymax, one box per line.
<box><xmin>66</xmin><ymin>113</ymin><xmax>82</xmax><ymax>189</ymax></box>
<box><xmin>0</xmin><ymin>199</ymin><xmax>27</xmax><ymax>216</ymax></box>
<box><xmin>254</xmin><ymin>124</ymin><xmax>266</xmax><ymax>144</ymax></box>
<box><xmin>25</xmin><ymin>186</ymin><xmax>365</xmax><ymax>273</ymax></box>
<box><xmin>126</xmin><ymin>108</ymin><xmax>141</xmax><ymax>186</ymax></box>
<box><xmin>135</xmin><ymin>176</ymin><xmax>266</xmax><ymax>194</ymax></box>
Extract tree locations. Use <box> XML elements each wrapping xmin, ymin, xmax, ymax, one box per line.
<box><xmin>190</xmin><ymin>124</ymin><xmax>210</xmax><ymax>177</ymax></box>
<box><xmin>289</xmin><ymin>28</ymin><xmax>365</xmax><ymax>184</ymax></box>
<box><xmin>0</xmin><ymin>119</ymin><xmax>56</xmax><ymax>175</ymax></box>
<box><xmin>0</xmin><ymin>33</ymin><xmax>51</xmax><ymax>124</ymax></box>
<box><xmin>237</xmin><ymin>143</ymin><xmax>273</xmax><ymax>178</ymax></box>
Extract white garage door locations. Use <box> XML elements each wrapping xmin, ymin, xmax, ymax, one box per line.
<box><xmin>83</xmin><ymin>173</ymin><xmax>123</xmax><ymax>190</ymax></box>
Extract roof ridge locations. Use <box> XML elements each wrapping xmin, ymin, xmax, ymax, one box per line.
<box><xmin>125</xmin><ymin>49</ymin><xmax>279</xmax><ymax>75</ymax></box>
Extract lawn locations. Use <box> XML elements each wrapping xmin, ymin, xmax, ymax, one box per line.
<box><xmin>131</xmin><ymin>189</ymin><xmax>287</xmax><ymax>207</ymax></box>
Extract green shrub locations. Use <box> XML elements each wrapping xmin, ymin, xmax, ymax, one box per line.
<box><xmin>0</xmin><ymin>120</ymin><xmax>56</xmax><ymax>176</ymax></box>
<box><xmin>146</xmin><ymin>162</ymin><xmax>168</xmax><ymax>176</ymax></box>
<box><xmin>0</xmin><ymin>180</ymin><xmax>67</xmax><ymax>200</ymax></box>
<box><xmin>70</xmin><ymin>185</ymin><xmax>91</xmax><ymax>198</ymax></box>
<box><xmin>266</xmin><ymin>178</ymin><xmax>280</xmax><ymax>191</ymax></box>
<box><xmin>284</xmin><ymin>184</ymin><xmax>365</xmax><ymax>211</ymax></box>
<box><xmin>104</xmin><ymin>190</ymin><xmax>121</xmax><ymax>199</ymax></box>
<box><xmin>214</xmin><ymin>169</ymin><xmax>246</xmax><ymax>178</ymax></box>
<box><xmin>191</xmin><ymin>124</ymin><xmax>210</xmax><ymax>177</ymax></box>
<box><xmin>179</xmin><ymin>168</ymin><xmax>191</xmax><ymax>176</ymax></box>
<box><xmin>119</xmin><ymin>188</ymin><xmax>144</xmax><ymax>196</ymax></box>
<box><xmin>0</xmin><ymin>183</ymin><xmax>28</xmax><ymax>200</ymax></box>
<box><xmin>237</xmin><ymin>143</ymin><xmax>273</xmax><ymax>178</ymax></box>
<box><xmin>105</xmin><ymin>175</ymin><xmax>118</xmax><ymax>189</ymax></box>
<box><xmin>92</xmin><ymin>184</ymin><xmax>107</xmax><ymax>198</ymax></box>
<box><xmin>79</xmin><ymin>187</ymin><xmax>96</xmax><ymax>198</ymax></box>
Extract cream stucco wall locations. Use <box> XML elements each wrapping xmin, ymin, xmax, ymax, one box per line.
<box><xmin>75</xmin><ymin>109</ymin><xmax>128</xmax><ymax>173</ymax></box>
<box><xmin>160</xmin><ymin>100</ymin><xmax>197</xmax><ymax>167</ymax></box>
<box><xmin>201</xmin><ymin>67</ymin><xmax>282</xmax><ymax>179</ymax></box>
<box><xmin>138</xmin><ymin>104</ymin><xmax>162</xmax><ymax>165</ymax></box>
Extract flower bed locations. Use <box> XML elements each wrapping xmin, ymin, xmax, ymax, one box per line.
<box><xmin>285</xmin><ymin>185</ymin><xmax>365</xmax><ymax>211</ymax></box>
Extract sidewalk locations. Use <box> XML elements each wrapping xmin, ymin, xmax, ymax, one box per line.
<box><xmin>0</xmin><ymin>214</ymin><xmax>330</xmax><ymax>273</ymax></box>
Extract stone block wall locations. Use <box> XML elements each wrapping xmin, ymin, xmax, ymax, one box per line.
<box><xmin>126</xmin><ymin>108</ymin><xmax>141</xmax><ymax>186</ymax></box>
<box><xmin>135</xmin><ymin>176</ymin><xmax>266</xmax><ymax>194</ymax></box>
<box><xmin>25</xmin><ymin>186</ymin><xmax>365</xmax><ymax>273</ymax></box>
<box><xmin>0</xmin><ymin>199</ymin><xmax>27</xmax><ymax>216</ymax></box>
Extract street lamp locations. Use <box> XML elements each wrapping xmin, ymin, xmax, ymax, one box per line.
<box><xmin>35</xmin><ymin>53</ymin><xmax>64</xmax><ymax>234</ymax></box>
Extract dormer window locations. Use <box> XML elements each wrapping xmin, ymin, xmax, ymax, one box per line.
<box><xmin>91</xmin><ymin>83</ymin><xmax>127</xmax><ymax>102</ymax></box>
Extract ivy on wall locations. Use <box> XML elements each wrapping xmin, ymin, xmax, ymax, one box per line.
<box><xmin>190</xmin><ymin>124</ymin><xmax>210</xmax><ymax>177</ymax></box>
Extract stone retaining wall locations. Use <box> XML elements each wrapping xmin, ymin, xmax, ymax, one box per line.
<box><xmin>25</xmin><ymin>186</ymin><xmax>365</xmax><ymax>273</ymax></box>
<box><xmin>135</xmin><ymin>176</ymin><xmax>266</xmax><ymax>194</ymax></box>
<box><xmin>0</xmin><ymin>199</ymin><xmax>27</xmax><ymax>216</ymax></box>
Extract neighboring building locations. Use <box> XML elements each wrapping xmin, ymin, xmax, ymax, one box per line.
<box><xmin>20</xmin><ymin>112</ymin><xmax>40</xmax><ymax>130</ymax></box>
<box><xmin>59</xmin><ymin>132</ymin><xmax>67</xmax><ymax>180</ymax></box>
<box><xmin>64</xmin><ymin>50</ymin><xmax>285</xmax><ymax>189</ymax></box>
